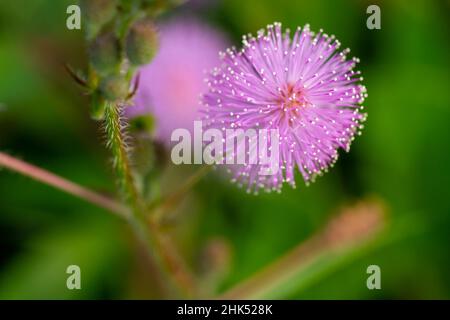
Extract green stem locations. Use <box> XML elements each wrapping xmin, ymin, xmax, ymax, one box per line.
<box><xmin>220</xmin><ymin>199</ymin><xmax>385</xmax><ymax>299</ymax></box>
<box><xmin>104</xmin><ymin>103</ymin><xmax>139</xmax><ymax>209</ymax></box>
<box><xmin>150</xmin><ymin>165</ymin><xmax>212</xmax><ymax>223</ymax></box>
<box><xmin>104</xmin><ymin>102</ymin><xmax>196</xmax><ymax>298</ymax></box>
<box><xmin>0</xmin><ymin>151</ymin><xmax>128</xmax><ymax>218</ymax></box>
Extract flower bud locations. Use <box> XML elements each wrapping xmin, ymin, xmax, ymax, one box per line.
<box><xmin>125</xmin><ymin>19</ymin><xmax>158</xmax><ymax>66</ymax></box>
<box><xmin>80</xmin><ymin>0</ymin><xmax>118</xmax><ymax>40</ymax></box>
<box><xmin>89</xmin><ymin>32</ymin><xmax>121</xmax><ymax>75</ymax></box>
<box><xmin>100</xmin><ymin>75</ymin><xmax>128</xmax><ymax>101</ymax></box>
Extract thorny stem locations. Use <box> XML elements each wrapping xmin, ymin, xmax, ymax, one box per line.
<box><xmin>103</xmin><ymin>102</ymin><xmax>196</xmax><ymax>298</ymax></box>
<box><xmin>104</xmin><ymin>102</ymin><xmax>140</xmax><ymax>211</ymax></box>
<box><xmin>0</xmin><ymin>151</ymin><xmax>128</xmax><ymax>218</ymax></box>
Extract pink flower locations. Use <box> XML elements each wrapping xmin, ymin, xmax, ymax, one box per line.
<box><xmin>202</xmin><ymin>23</ymin><xmax>367</xmax><ymax>193</ymax></box>
<box><xmin>127</xmin><ymin>19</ymin><xmax>227</xmax><ymax>143</ymax></box>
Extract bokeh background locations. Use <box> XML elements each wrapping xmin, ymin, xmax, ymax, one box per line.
<box><xmin>0</xmin><ymin>0</ymin><xmax>449</xmax><ymax>299</ymax></box>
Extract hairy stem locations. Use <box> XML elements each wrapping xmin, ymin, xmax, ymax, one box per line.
<box><xmin>0</xmin><ymin>151</ymin><xmax>128</xmax><ymax>218</ymax></box>
<box><xmin>104</xmin><ymin>102</ymin><xmax>196</xmax><ymax>298</ymax></box>
<box><xmin>104</xmin><ymin>102</ymin><xmax>140</xmax><ymax>211</ymax></box>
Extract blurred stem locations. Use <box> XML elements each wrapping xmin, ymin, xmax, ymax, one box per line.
<box><xmin>0</xmin><ymin>151</ymin><xmax>128</xmax><ymax>218</ymax></box>
<box><xmin>221</xmin><ymin>200</ymin><xmax>385</xmax><ymax>299</ymax></box>
<box><xmin>103</xmin><ymin>103</ymin><xmax>196</xmax><ymax>298</ymax></box>
<box><xmin>150</xmin><ymin>165</ymin><xmax>212</xmax><ymax>222</ymax></box>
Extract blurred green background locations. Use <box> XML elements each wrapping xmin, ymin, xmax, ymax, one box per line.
<box><xmin>0</xmin><ymin>0</ymin><xmax>449</xmax><ymax>299</ymax></box>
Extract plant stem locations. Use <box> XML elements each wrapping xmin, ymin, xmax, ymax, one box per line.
<box><xmin>0</xmin><ymin>151</ymin><xmax>128</xmax><ymax>218</ymax></box>
<box><xmin>104</xmin><ymin>102</ymin><xmax>141</xmax><ymax>212</ymax></box>
<box><xmin>104</xmin><ymin>102</ymin><xmax>196</xmax><ymax>298</ymax></box>
<box><xmin>0</xmin><ymin>148</ymin><xmax>195</xmax><ymax>297</ymax></box>
<box><xmin>220</xmin><ymin>199</ymin><xmax>385</xmax><ymax>299</ymax></box>
<box><xmin>151</xmin><ymin>165</ymin><xmax>212</xmax><ymax>222</ymax></box>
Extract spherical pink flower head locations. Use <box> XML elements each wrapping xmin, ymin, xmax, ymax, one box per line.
<box><xmin>128</xmin><ymin>19</ymin><xmax>227</xmax><ymax>143</ymax></box>
<box><xmin>202</xmin><ymin>23</ymin><xmax>367</xmax><ymax>193</ymax></box>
